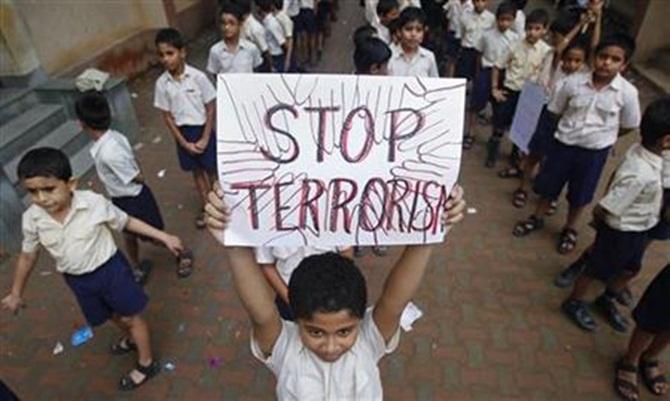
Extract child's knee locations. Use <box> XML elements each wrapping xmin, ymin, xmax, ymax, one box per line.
<box><xmin>119</xmin><ymin>314</ymin><xmax>145</xmax><ymax>327</ymax></box>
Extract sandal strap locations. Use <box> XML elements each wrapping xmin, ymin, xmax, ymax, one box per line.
<box><xmin>617</xmin><ymin>359</ymin><xmax>639</xmax><ymax>374</ymax></box>
<box><xmin>136</xmin><ymin>360</ymin><xmax>158</xmax><ymax>375</ymax></box>
<box><xmin>641</xmin><ymin>359</ymin><xmax>660</xmax><ymax>369</ymax></box>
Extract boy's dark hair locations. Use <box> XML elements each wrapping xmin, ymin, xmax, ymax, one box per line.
<box><xmin>376</xmin><ymin>0</ymin><xmax>399</xmax><ymax>18</ymax></box>
<box><xmin>354</xmin><ymin>37</ymin><xmax>392</xmax><ymax>74</ymax></box>
<box><xmin>640</xmin><ymin>97</ymin><xmax>670</xmax><ymax>148</ymax></box>
<box><xmin>511</xmin><ymin>0</ymin><xmax>528</xmax><ymax>10</ymax></box>
<box><xmin>289</xmin><ymin>253</ymin><xmax>367</xmax><ymax>320</ymax></box>
<box><xmin>564</xmin><ymin>39</ymin><xmax>588</xmax><ymax>58</ymax></box>
<box><xmin>220</xmin><ymin>1</ymin><xmax>245</xmax><ymax>20</ymax></box>
<box><xmin>397</xmin><ymin>6</ymin><xmax>426</xmax><ymax>29</ymax></box>
<box><xmin>232</xmin><ymin>0</ymin><xmax>252</xmax><ymax>15</ymax></box>
<box><xmin>353</xmin><ymin>24</ymin><xmax>377</xmax><ymax>48</ymax></box>
<box><xmin>255</xmin><ymin>0</ymin><xmax>274</xmax><ymax>13</ymax></box>
<box><xmin>17</xmin><ymin>147</ymin><xmax>72</xmax><ymax>182</ymax></box>
<box><xmin>496</xmin><ymin>1</ymin><xmax>517</xmax><ymax>19</ymax></box>
<box><xmin>155</xmin><ymin>28</ymin><xmax>185</xmax><ymax>49</ymax></box>
<box><xmin>526</xmin><ymin>8</ymin><xmax>550</xmax><ymax>28</ymax></box>
<box><xmin>596</xmin><ymin>33</ymin><xmax>636</xmax><ymax>62</ymax></box>
<box><xmin>74</xmin><ymin>91</ymin><xmax>111</xmax><ymax>131</ymax></box>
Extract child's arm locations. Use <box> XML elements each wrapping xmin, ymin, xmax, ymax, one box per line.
<box><xmin>124</xmin><ymin>217</ymin><xmax>183</xmax><ymax>256</ymax></box>
<box><xmin>161</xmin><ymin>111</ymin><xmax>196</xmax><ymax>154</ymax></box>
<box><xmin>491</xmin><ymin>67</ymin><xmax>507</xmax><ymax>102</ymax></box>
<box><xmin>228</xmin><ymin>247</ymin><xmax>282</xmax><ymax>355</ymax></box>
<box><xmin>554</xmin><ymin>13</ymin><xmax>589</xmax><ymax>65</ymax></box>
<box><xmin>283</xmin><ymin>38</ymin><xmax>294</xmax><ymax>72</ymax></box>
<box><xmin>260</xmin><ymin>263</ymin><xmax>289</xmax><ymax>303</ymax></box>
<box><xmin>194</xmin><ymin>100</ymin><xmax>215</xmax><ymax>153</ymax></box>
<box><xmin>588</xmin><ymin>0</ymin><xmax>603</xmax><ymax>67</ymax></box>
<box><xmin>1</xmin><ymin>251</ymin><xmax>39</xmax><ymax>314</ymax></box>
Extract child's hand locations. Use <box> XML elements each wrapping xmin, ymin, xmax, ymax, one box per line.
<box><xmin>194</xmin><ymin>138</ymin><xmax>209</xmax><ymax>153</ymax></box>
<box><xmin>492</xmin><ymin>88</ymin><xmax>507</xmax><ymax>103</ymax></box>
<box><xmin>442</xmin><ymin>184</ymin><xmax>466</xmax><ymax>227</ymax></box>
<box><xmin>205</xmin><ymin>181</ymin><xmax>230</xmax><ymax>230</ymax></box>
<box><xmin>1</xmin><ymin>293</ymin><xmax>24</xmax><ymax>315</ymax></box>
<box><xmin>163</xmin><ymin>234</ymin><xmax>184</xmax><ymax>256</ymax></box>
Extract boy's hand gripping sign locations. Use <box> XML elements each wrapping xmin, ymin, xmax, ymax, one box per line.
<box><xmin>216</xmin><ymin>74</ymin><xmax>465</xmax><ymax>247</ymax></box>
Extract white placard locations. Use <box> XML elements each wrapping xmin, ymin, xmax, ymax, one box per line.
<box><xmin>509</xmin><ymin>81</ymin><xmax>547</xmax><ymax>153</ymax></box>
<box><xmin>216</xmin><ymin>74</ymin><xmax>466</xmax><ymax>247</ymax></box>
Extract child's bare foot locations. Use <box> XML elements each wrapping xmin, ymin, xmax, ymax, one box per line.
<box><xmin>640</xmin><ymin>358</ymin><xmax>668</xmax><ymax>396</ymax></box>
<box><xmin>615</xmin><ymin>358</ymin><xmax>639</xmax><ymax>401</ymax></box>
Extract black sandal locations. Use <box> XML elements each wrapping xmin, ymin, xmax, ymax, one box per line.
<box><xmin>176</xmin><ymin>249</ymin><xmax>194</xmax><ymax>278</ymax></box>
<box><xmin>119</xmin><ymin>360</ymin><xmax>161</xmax><ymax>391</ymax></box>
<box><xmin>498</xmin><ymin>166</ymin><xmax>523</xmax><ymax>179</ymax></box>
<box><xmin>512</xmin><ymin>188</ymin><xmax>528</xmax><ymax>208</ymax></box>
<box><xmin>640</xmin><ymin>359</ymin><xmax>668</xmax><ymax>396</ymax></box>
<box><xmin>615</xmin><ymin>358</ymin><xmax>640</xmax><ymax>401</ymax></box>
<box><xmin>463</xmin><ymin>135</ymin><xmax>475</xmax><ymax>150</ymax></box>
<box><xmin>110</xmin><ymin>337</ymin><xmax>137</xmax><ymax>355</ymax></box>
<box><xmin>513</xmin><ymin>215</ymin><xmax>544</xmax><ymax>237</ymax></box>
<box><xmin>558</xmin><ymin>228</ymin><xmax>578</xmax><ymax>254</ymax></box>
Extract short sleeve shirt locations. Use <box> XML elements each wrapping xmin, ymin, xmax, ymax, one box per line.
<box><xmin>254</xmin><ymin>246</ymin><xmax>342</xmax><ymax>284</ymax></box>
<box><xmin>499</xmin><ymin>39</ymin><xmax>552</xmax><ymax>92</ymax></box>
<box><xmin>243</xmin><ymin>15</ymin><xmax>270</xmax><ymax>54</ymax></box>
<box><xmin>444</xmin><ymin>0</ymin><xmax>473</xmax><ymax>38</ymax></box>
<box><xmin>549</xmin><ymin>72</ymin><xmax>641</xmax><ymax>150</ymax></box>
<box><xmin>153</xmin><ymin>64</ymin><xmax>216</xmax><ymax>126</ymax></box>
<box><xmin>459</xmin><ymin>9</ymin><xmax>495</xmax><ymax>49</ymax></box>
<box><xmin>283</xmin><ymin>0</ymin><xmax>300</xmax><ymax>17</ymax></box>
<box><xmin>388</xmin><ymin>45</ymin><xmax>439</xmax><ymax>78</ymax></box>
<box><xmin>599</xmin><ymin>144</ymin><xmax>664</xmax><ymax>231</ymax></box>
<box><xmin>90</xmin><ymin>129</ymin><xmax>142</xmax><ymax>198</ymax></box>
<box><xmin>476</xmin><ymin>27</ymin><xmax>519</xmax><ymax>69</ymax></box>
<box><xmin>512</xmin><ymin>9</ymin><xmax>525</xmax><ymax>35</ymax></box>
<box><xmin>207</xmin><ymin>39</ymin><xmax>263</xmax><ymax>74</ymax></box>
<box><xmin>275</xmin><ymin>11</ymin><xmax>294</xmax><ymax>39</ymax></box>
<box><xmin>263</xmin><ymin>14</ymin><xmax>286</xmax><ymax>56</ymax></box>
<box><xmin>663</xmin><ymin>151</ymin><xmax>670</xmax><ymax>189</ymax></box>
<box><xmin>251</xmin><ymin>307</ymin><xmax>401</xmax><ymax>401</ymax></box>
<box><xmin>21</xmin><ymin>190</ymin><xmax>127</xmax><ymax>275</ymax></box>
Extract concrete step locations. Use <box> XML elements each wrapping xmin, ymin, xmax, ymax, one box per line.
<box><xmin>0</xmin><ymin>87</ymin><xmax>39</xmax><ymax>123</ymax></box>
<box><xmin>3</xmin><ymin>120</ymin><xmax>90</xmax><ymax>186</ymax></box>
<box><xmin>0</xmin><ymin>104</ymin><xmax>68</xmax><ymax>163</ymax></box>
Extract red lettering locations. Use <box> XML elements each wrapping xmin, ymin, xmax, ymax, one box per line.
<box><xmin>385</xmin><ymin>179</ymin><xmax>411</xmax><ymax>232</ymax></box>
<box><xmin>304</xmin><ymin>106</ymin><xmax>340</xmax><ymax>162</ymax></box>
<box><xmin>230</xmin><ymin>181</ymin><xmax>271</xmax><ymax>229</ymax></box>
<box><xmin>359</xmin><ymin>178</ymin><xmax>387</xmax><ymax>231</ymax></box>
<box><xmin>329</xmin><ymin>178</ymin><xmax>358</xmax><ymax>233</ymax></box>
<box><xmin>387</xmin><ymin>108</ymin><xmax>425</xmax><ymax>162</ymax></box>
<box><xmin>263</xmin><ymin>104</ymin><xmax>300</xmax><ymax>163</ymax></box>
<box><xmin>298</xmin><ymin>179</ymin><xmax>326</xmax><ymax>230</ymax></box>
<box><xmin>341</xmin><ymin>106</ymin><xmax>375</xmax><ymax>163</ymax></box>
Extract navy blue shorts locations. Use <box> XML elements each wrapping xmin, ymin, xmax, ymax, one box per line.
<box><xmin>295</xmin><ymin>8</ymin><xmax>317</xmax><ymax>34</ymax></box>
<box><xmin>584</xmin><ymin>224</ymin><xmax>649</xmax><ymax>282</ymax></box>
<box><xmin>272</xmin><ymin>54</ymin><xmax>286</xmax><ymax>73</ymax></box>
<box><xmin>64</xmin><ymin>251</ymin><xmax>148</xmax><ymax>327</ymax></box>
<box><xmin>470</xmin><ymin>67</ymin><xmax>492</xmax><ymax>112</ymax></box>
<box><xmin>492</xmin><ymin>87</ymin><xmax>520</xmax><ymax>131</ymax></box>
<box><xmin>633</xmin><ymin>264</ymin><xmax>670</xmax><ymax>334</ymax></box>
<box><xmin>533</xmin><ymin>140</ymin><xmax>610</xmax><ymax>208</ymax></box>
<box><xmin>112</xmin><ymin>184</ymin><xmax>165</xmax><ymax>240</ymax></box>
<box><xmin>455</xmin><ymin>47</ymin><xmax>478</xmax><ymax>81</ymax></box>
<box><xmin>445</xmin><ymin>31</ymin><xmax>461</xmax><ymax>60</ymax></box>
<box><xmin>177</xmin><ymin>125</ymin><xmax>217</xmax><ymax>173</ymax></box>
<box><xmin>527</xmin><ymin>106</ymin><xmax>559</xmax><ymax>157</ymax></box>
<box><xmin>649</xmin><ymin>190</ymin><xmax>670</xmax><ymax>241</ymax></box>
<box><xmin>316</xmin><ymin>0</ymin><xmax>332</xmax><ymax>30</ymax></box>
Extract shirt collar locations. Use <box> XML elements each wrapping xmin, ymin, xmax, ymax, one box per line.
<box><xmin>634</xmin><ymin>143</ymin><xmax>664</xmax><ymax>172</ymax></box>
<box><xmin>165</xmin><ymin>64</ymin><xmax>193</xmax><ymax>83</ymax></box>
<box><xmin>585</xmin><ymin>72</ymin><xmax>623</xmax><ymax>91</ymax></box>
<box><xmin>89</xmin><ymin>129</ymin><xmax>113</xmax><ymax>158</ymax></box>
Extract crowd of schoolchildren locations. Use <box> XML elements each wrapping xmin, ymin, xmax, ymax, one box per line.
<box><xmin>1</xmin><ymin>0</ymin><xmax>668</xmax><ymax>400</ymax></box>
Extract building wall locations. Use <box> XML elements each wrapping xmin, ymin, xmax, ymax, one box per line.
<box><xmin>633</xmin><ymin>0</ymin><xmax>670</xmax><ymax>62</ymax></box>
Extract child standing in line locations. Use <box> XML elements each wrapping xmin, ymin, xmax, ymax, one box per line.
<box><xmin>510</xmin><ymin>0</ymin><xmax>527</xmax><ymax>35</ymax></box>
<box><xmin>373</xmin><ymin>0</ymin><xmax>400</xmax><ymax>45</ymax></box>
<box><xmin>257</xmin><ymin>0</ymin><xmax>287</xmax><ymax>72</ymax></box>
<box><xmin>387</xmin><ymin>7</ymin><xmax>439</xmax><ymax>78</ymax></box>
<box><xmin>207</xmin><ymin>2</ymin><xmax>263</xmax><ymax>75</ymax></box>
<box><xmin>235</xmin><ymin>0</ymin><xmax>273</xmax><ymax>71</ymax></box>
<box><xmin>455</xmin><ymin>0</ymin><xmax>495</xmax><ymax>81</ymax></box>
<box><xmin>463</xmin><ymin>1</ymin><xmax>518</xmax><ymax>149</ymax></box>
<box><xmin>295</xmin><ymin>0</ymin><xmax>318</xmax><ymax>66</ymax></box>
<box><xmin>513</xmin><ymin>34</ymin><xmax>641</xmax><ymax>254</ymax></box>
<box><xmin>274</xmin><ymin>0</ymin><xmax>295</xmax><ymax>72</ymax></box>
<box><xmin>443</xmin><ymin>0</ymin><xmax>473</xmax><ymax>76</ymax></box>
<box><xmin>560</xmin><ymin>97</ymin><xmax>670</xmax><ymax>333</ymax></box>
<box><xmin>76</xmin><ymin>92</ymin><xmax>195</xmax><ymax>282</ymax></box>
<box><xmin>2</xmin><ymin>148</ymin><xmax>184</xmax><ymax>390</ymax></box>
<box><xmin>485</xmin><ymin>8</ymin><xmax>552</xmax><ymax>168</ymax></box>
<box><xmin>154</xmin><ymin>28</ymin><xmax>217</xmax><ymax>229</ymax></box>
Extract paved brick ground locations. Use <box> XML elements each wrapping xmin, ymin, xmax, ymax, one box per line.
<box><xmin>0</xmin><ymin>1</ymin><xmax>668</xmax><ymax>400</ymax></box>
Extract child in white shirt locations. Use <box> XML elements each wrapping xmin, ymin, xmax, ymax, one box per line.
<box><xmin>208</xmin><ymin>2</ymin><xmax>263</xmax><ymax>74</ymax></box>
<box><xmin>257</xmin><ymin>0</ymin><xmax>287</xmax><ymax>72</ymax></box>
<box><xmin>387</xmin><ymin>7</ymin><xmax>439</xmax><ymax>78</ymax></box>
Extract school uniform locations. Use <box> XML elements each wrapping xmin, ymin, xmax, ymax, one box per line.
<box><xmin>649</xmin><ymin>153</ymin><xmax>670</xmax><ymax>240</ymax></box>
<box><xmin>251</xmin><ymin>307</ymin><xmax>401</xmax><ymax>401</ymax></box>
<box><xmin>255</xmin><ymin>246</ymin><xmax>342</xmax><ymax>321</ymax></box>
<box><xmin>243</xmin><ymin>14</ymin><xmax>270</xmax><ymax>55</ymax></box>
<box><xmin>633</xmin><ymin>264</ymin><xmax>670</xmax><ymax>334</ymax></box>
<box><xmin>388</xmin><ymin>44</ymin><xmax>439</xmax><ymax>78</ymax></box>
<box><xmin>492</xmin><ymin>38</ymin><xmax>552</xmax><ymax>130</ymax></box>
<box><xmin>154</xmin><ymin>64</ymin><xmax>217</xmax><ymax>174</ymax></box>
<box><xmin>275</xmin><ymin>10</ymin><xmax>295</xmax><ymax>41</ymax></box>
<box><xmin>583</xmin><ymin>144</ymin><xmax>663</xmax><ymax>281</ymax></box>
<box><xmin>21</xmin><ymin>190</ymin><xmax>147</xmax><ymax>326</ymax></box>
<box><xmin>455</xmin><ymin>8</ymin><xmax>495</xmax><ymax>81</ymax></box>
<box><xmin>366</xmin><ymin>0</ymin><xmax>422</xmax><ymax>25</ymax></box>
<box><xmin>534</xmin><ymin>72</ymin><xmax>641</xmax><ymax>208</ymax></box>
<box><xmin>471</xmin><ymin>27</ymin><xmax>519</xmax><ymax>112</ymax></box>
<box><xmin>90</xmin><ymin>129</ymin><xmax>164</xmax><ymax>235</ymax></box>
<box><xmin>512</xmin><ymin>9</ymin><xmax>525</xmax><ymax>36</ymax></box>
<box><xmin>263</xmin><ymin>13</ymin><xmax>287</xmax><ymax>72</ymax></box>
<box><xmin>296</xmin><ymin>0</ymin><xmax>317</xmax><ymax>34</ymax></box>
<box><xmin>206</xmin><ymin>39</ymin><xmax>263</xmax><ymax>74</ymax></box>
<box><xmin>443</xmin><ymin>0</ymin><xmax>473</xmax><ymax>59</ymax></box>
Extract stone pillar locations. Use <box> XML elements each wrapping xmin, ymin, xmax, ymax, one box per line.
<box><xmin>0</xmin><ymin>0</ymin><xmax>46</xmax><ymax>86</ymax></box>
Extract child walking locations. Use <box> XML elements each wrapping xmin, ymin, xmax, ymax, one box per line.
<box><xmin>207</xmin><ymin>2</ymin><xmax>263</xmax><ymax>75</ymax></box>
<box><xmin>2</xmin><ymin>148</ymin><xmax>184</xmax><ymax>390</ymax></box>
<box><xmin>154</xmin><ymin>28</ymin><xmax>218</xmax><ymax>229</ymax></box>
<box><xmin>387</xmin><ymin>7</ymin><xmax>439</xmax><ymax>78</ymax></box>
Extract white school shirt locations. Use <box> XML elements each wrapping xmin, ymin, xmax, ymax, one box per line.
<box><xmin>21</xmin><ymin>190</ymin><xmax>128</xmax><ymax>275</ymax></box>
<box><xmin>300</xmin><ymin>0</ymin><xmax>315</xmax><ymax>10</ymax></box>
<box><xmin>276</xmin><ymin>11</ymin><xmax>294</xmax><ymax>39</ymax></box>
<box><xmin>512</xmin><ymin>9</ymin><xmax>526</xmax><ymax>35</ymax></box>
<box><xmin>459</xmin><ymin>9</ymin><xmax>495</xmax><ymax>49</ymax></box>
<box><xmin>498</xmin><ymin>38</ymin><xmax>552</xmax><ymax>92</ymax></box>
<box><xmin>388</xmin><ymin>45</ymin><xmax>439</xmax><ymax>78</ymax></box>
<box><xmin>251</xmin><ymin>307</ymin><xmax>401</xmax><ymax>401</ymax></box>
<box><xmin>444</xmin><ymin>0</ymin><xmax>473</xmax><ymax>38</ymax></box>
<box><xmin>243</xmin><ymin>15</ymin><xmax>270</xmax><ymax>54</ymax></box>
<box><xmin>663</xmin><ymin>151</ymin><xmax>670</xmax><ymax>188</ymax></box>
<box><xmin>90</xmin><ymin>129</ymin><xmax>142</xmax><ymax>198</ymax></box>
<box><xmin>599</xmin><ymin>144</ymin><xmax>664</xmax><ymax>232</ymax></box>
<box><xmin>283</xmin><ymin>0</ymin><xmax>300</xmax><ymax>17</ymax></box>
<box><xmin>548</xmin><ymin>72</ymin><xmax>641</xmax><ymax>150</ymax></box>
<box><xmin>153</xmin><ymin>64</ymin><xmax>216</xmax><ymax>126</ymax></box>
<box><xmin>366</xmin><ymin>0</ymin><xmax>422</xmax><ymax>25</ymax></box>
<box><xmin>207</xmin><ymin>39</ymin><xmax>263</xmax><ymax>74</ymax></box>
<box><xmin>255</xmin><ymin>246</ymin><xmax>341</xmax><ymax>284</ymax></box>
<box><xmin>263</xmin><ymin>13</ymin><xmax>286</xmax><ymax>56</ymax></box>
<box><xmin>475</xmin><ymin>27</ymin><xmax>519</xmax><ymax>69</ymax></box>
